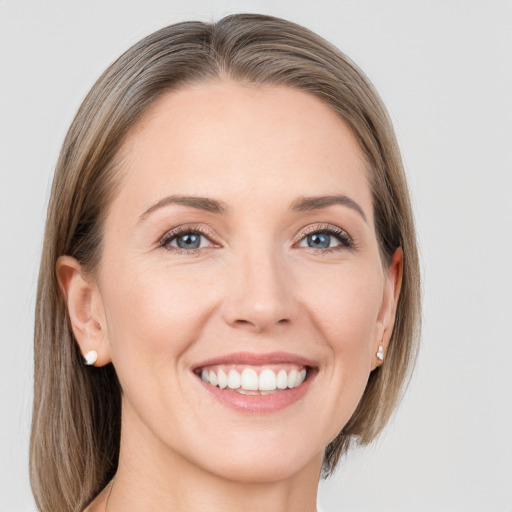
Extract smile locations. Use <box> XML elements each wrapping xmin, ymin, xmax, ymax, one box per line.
<box><xmin>197</xmin><ymin>364</ymin><xmax>308</xmax><ymax>394</ymax></box>
<box><xmin>192</xmin><ymin>352</ymin><xmax>317</xmax><ymax>412</ymax></box>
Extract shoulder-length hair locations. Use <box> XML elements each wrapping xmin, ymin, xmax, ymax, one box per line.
<box><xmin>31</xmin><ymin>13</ymin><xmax>420</xmax><ymax>512</ymax></box>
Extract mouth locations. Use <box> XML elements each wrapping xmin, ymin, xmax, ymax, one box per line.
<box><xmin>192</xmin><ymin>352</ymin><xmax>318</xmax><ymax>412</ymax></box>
<box><xmin>194</xmin><ymin>364</ymin><xmax>309</xmax><ymax>394</ymax></box>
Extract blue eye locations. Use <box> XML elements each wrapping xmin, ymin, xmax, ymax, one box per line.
<box><xmin>297</xmin><ymin>226</ymin><xmax>353</xmax><ymax>252</ymax></box>
<box><xmin>159</xmin><ymin>226</ymin><xmax>215</xmax><ymax>253</ymax></box>
<box><xmin>159</xmin><ymin>224</ymin><xmax>353</xmax><ymax>255</ymax></box>
<box><xmin>174</xmin><ymin>232</ymin><xmax>203</xmax><ymax>249</ymax></box>
<box><xmin>306</xmin><ymin>233</ymin><xmax>332</xmax><ymax>249</ymax></box>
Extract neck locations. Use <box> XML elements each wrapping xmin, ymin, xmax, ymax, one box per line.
<box><xmin>105</xmin><ymin>408</ymin><xmax>323</xmax><ymax>512</ymax></box>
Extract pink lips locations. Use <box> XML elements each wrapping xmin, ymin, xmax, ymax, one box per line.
<box><xmin>192</xmin><ymin>351</ymin><xmax>317</xmax><ymax>413</ymax></box>
<box><xmin>192</xmin><ymin>351</ymin><xmax>317</xmax><ymax>370</ymax></box>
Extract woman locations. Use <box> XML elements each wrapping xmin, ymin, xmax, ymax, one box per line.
<box><xmin>30</xmin><ymin>13</ymin><xmax>420</xmax><ymax>512</ymax></box>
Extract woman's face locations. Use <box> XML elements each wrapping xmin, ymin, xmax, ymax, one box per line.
<box><xmin>90</xmin><ymin>81</ymin><xmax>400</xmax><ymax>482</ymax></box>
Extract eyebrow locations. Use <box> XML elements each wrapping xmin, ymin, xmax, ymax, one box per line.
<box><xmin>138</xmin><ymin>194</ymin><xmax>367</xmax><ymax>223</ymax></box>
<box><xmin>290</xmin><ymin>195</ymin><xmax>367</xmax><ymax>223</ymax></box>
<box><xmin>139</xmin><ymin>195</ymin><xmax>228</xmax><ymax>222</ymax></box>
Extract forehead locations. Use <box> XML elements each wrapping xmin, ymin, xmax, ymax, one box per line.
<box><xmin>112</xmin><ymin>80</ymin><xmax>372</xmax><ymax>223</ymax></box>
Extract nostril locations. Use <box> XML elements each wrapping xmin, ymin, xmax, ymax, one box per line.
<box><xmin>232</xmin><ymin>317</ymin><xmax>290</xmax><ymax>332</ymax></box>
<box><xmin>233</xmin><ymin>319</ymin><xmax>253</xmax><ymax>327</ymax></box>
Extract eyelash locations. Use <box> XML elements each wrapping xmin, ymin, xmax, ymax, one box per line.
<box><xmin>158</xmin><ymin>223</ymin><xmax>355</xmax><ymax>255</ymax></box>
<box><xmin>158</xmin><ymin>224</ymin><xmax>218</xmax><ymax>255</ymax></box>
<box><xmin>297</xmin><ymin>224</ymin><xmax>354</xmax><ymax>254</ymax></box>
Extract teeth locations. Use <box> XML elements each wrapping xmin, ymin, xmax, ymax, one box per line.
<box><xmin>241</xmin><ymin>368</ymin><xmax>259</xmax><ymax>390</ymax></box>
<box><xmin>237</xmin><ymin>388</ymin><xmax>260</xmax><ymax>395</ymax></box>
<box><xmin>276</xmin><ymin>369</ymin><xmax>288</xmax><ymax>390</ymax></box>
<box><xmin>209</xmin><ymin>371</ymin><xmax>218</xmax><ymax>387</ymax></box>
<box><xmin>217</xmin><ymin>369</ymin><xmax>228</xmax><ymax>389</ymax></box>
<box><xmin>287</xmin><ymin>369</ymin><xmax>297</xmax><ymax>389</ymax></box>
<box><xmin>227</xmin><ymin>369</ymin><xmax>241</xmax><ymax>389</ymax></box>
<box><xmin>259</xmin><ymin>369</ymin><xmax>277</xmax><ymax>391</ymax></box>
<box><xmin>199</xmin><ymin>366</ymin><xmax>308</xmax><ymax>392</ymax></box>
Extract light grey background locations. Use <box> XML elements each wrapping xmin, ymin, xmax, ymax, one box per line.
<box><xmin>1</xmin><ymin>1</ymin><xmax>511</xmax><ymax>511</ymax></box>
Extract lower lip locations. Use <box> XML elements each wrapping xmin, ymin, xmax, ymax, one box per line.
<box><xmin>194</xmin><ymin>372</ymin><xmax>314</xmax><ymax>413</ymax></box>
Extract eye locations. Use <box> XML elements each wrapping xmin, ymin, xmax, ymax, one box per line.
<box><xmin>158</xmin><ymin>225</ymin><xmax>218</xmax><ymax>254</ymax></box>
<box><xmin>296</xmin><ymin>224</ymin><xmax>354</xmax><ymax>253</ymax></box>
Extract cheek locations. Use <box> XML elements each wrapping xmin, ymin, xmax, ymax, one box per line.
<box><xmin>100</xmin><ymin>259</ymin><xmax>219</xmax><ymax>379</ymax></box>
<box><xmin>298</xmin><ymin>262</ymin><xmax>383</xmax><ymax>431</ymax></box>
<box><xmin>302</xmin><ymin>262</ymin><xmax>383</xmax><ymax>354</ymax></box>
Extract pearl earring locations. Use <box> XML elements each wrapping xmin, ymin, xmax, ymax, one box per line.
<box><xmin>83</xmin><ymin>350</ymin><xmax>98</xmax><ymax>366</ymax></box>
<box><xmin>376</xmin><ymin>345</ymin><xmax>384</xmax><ymax>362</ymax></box>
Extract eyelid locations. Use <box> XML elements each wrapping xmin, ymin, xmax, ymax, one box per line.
<box><xmin>158</xmin><ymin>223</ymin><xmax>220</xmax><ymax>251</ymax></box>
<box><xmin>293</xmin><ymin>223</ymin><xmax>354</xmax><ymax>246</ymax></box>
<box><xmin>158</xmin><ymin>222</ymin><xmax>355</xmax><ymax>254</ymax></box>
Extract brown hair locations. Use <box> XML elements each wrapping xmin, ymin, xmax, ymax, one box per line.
<box><xmin>31</xmin><ymin>13</ymin><xmax>420</xmax><ymax>512</ymax></box>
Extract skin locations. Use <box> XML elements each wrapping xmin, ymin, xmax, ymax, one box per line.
<box><xmin>57</xmin><ymin>81</ymin><xmax>402</xmax><ymax>512</ymax></box>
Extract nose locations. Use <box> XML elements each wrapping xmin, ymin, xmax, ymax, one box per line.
<box><xmin>220</xmin><ymin>246</ymin><xmax>296</xmax><ymax>333</ymax></box>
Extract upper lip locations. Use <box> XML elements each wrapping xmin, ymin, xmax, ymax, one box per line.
<box><xmin>192</xmin><ymin>351</ymin><xmax>317</xmax><ymax>370</ymax></box>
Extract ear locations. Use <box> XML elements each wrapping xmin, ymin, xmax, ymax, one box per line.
<box><xmin>372</xmin><ymin>247</ymin><xmax>403</xmax><ymax>370</ymax></box>
<box><xmin>56</xmin><ymin>255</ymin><xmax>111</xmax><ymax>367</ymax></box>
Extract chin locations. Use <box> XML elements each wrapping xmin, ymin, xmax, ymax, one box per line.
<box><xmin>190</xmin><ymin>435</ymin><xmax>323</xmax><ymax>484</ymax></box>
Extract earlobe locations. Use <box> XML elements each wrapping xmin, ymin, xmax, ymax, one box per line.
<box><xmin>373</xmin><ymin>247</ymin><xmax>403</xmax><ymax>369</ymax></box>
<box><xmin>56</xmin><ymin>255</ymin><xmax>111</xmax><ymax>367</ymax></box>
